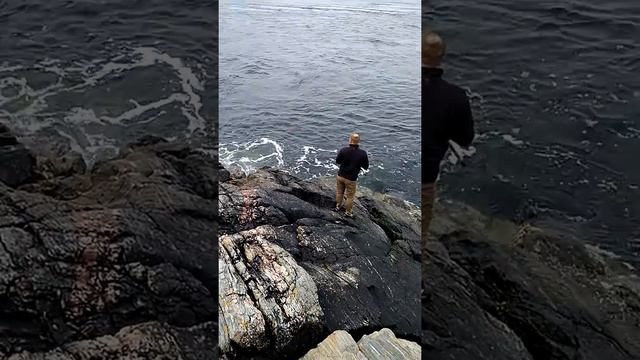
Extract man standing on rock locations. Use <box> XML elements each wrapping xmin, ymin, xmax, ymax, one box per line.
<box><xmin>335</xmin><ymin>133</ymin><xmax>369</xmax><ymax>218</ymax></box>
<box><xmin>422</xmin><ymin>32</ymin><xmax>475</xmax><ymax>251</ymax></box>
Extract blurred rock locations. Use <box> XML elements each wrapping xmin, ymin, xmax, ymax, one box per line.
<box><xmin>218</xmin><ymin>166</ymin><xmax>421</xmax><ymax>358</ymax></box>
<box><xmin>6</xmin><ymin>322</ymin><xmax>216</xmax><ymax>360</ymax></box>
<box><xmin>422</xmin><ymin>199</ymin><xmax>640</xmax><ymax>360</ymax></box>
<box><xmin>0</xmin><ymin>124</ymin><xmax>35</xmax><ymax>187</ymax></box>
<box><xmin>0</xmin><ymin>128</ymin><xmax>217</xmax><ymax>357</ymax></box>
<box><xmin>301</xmin><ymin>328</ymin><xmax>420</xmax><ymax>360</ymax></box>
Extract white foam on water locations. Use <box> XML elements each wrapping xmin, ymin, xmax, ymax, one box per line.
<box><xmin>296</xmin><ymin>145</ymin><xmax>313</xmax><ymax>163</ymax></box>
<box><xmin>0</xmin><ymin>76</ymin><xmax>28</xmax><ymax>106</ymax></box>
<box><xmin>220</xmin><ymin>137</ymin><xmax>286</xmax><ymax>173</ymax></box>
<box><xmin>584</xmin><ymin>119</ymin><xmax>599</xmax><ymax>128</ymax></box>
<box><xmin>223</xmin><ymin>138</ymin><xmax>380</xmax><ymax>179</ymax></box>
<box><xmin>502</xmin><ymin>134</ymin><xmax>525</xmax><ymax>146</ymax></box>
<box><xmin>597</xmin><ymin>180</ymin><xmax>618</xmax><ymax>193</ymax></box>
<box><xmin>245</xmin><ymin>138</ymin><xmax>285</xmax><ymax>165</ymax></box>
<box><xmin>0</xmin><ymin>46</ymin><xmax>206</xmax><ymax>164</ymax></box>
<box><xmin>101</xmin><ymin>93</ymin><xmax>188</xmax><ymax>125</ymax></box>
<box><xmin>0</xmin><ymin>63</ymin><xmax>68</xmax><ymax>117</ymax></box>
<box><xmin>133</xmin><ymin>47</ymin><xmax>205</xmax><ymax>132</ymax></box>
<box><xmin>446</xmin><ymin>142</ymin><xmax>477</xmax><ymax>165</ymax></box>
<box><xmin>55</xmin><ymin>107</ymin><xmax>119</xmax><ymax>165</ymax></box>
<box><xmin>293</xmin><ymin>145</ymin><xmax>338</xmax><ymax>172</ymax></box>
<box><xmin>0</xmin><ymin>63</ymin><xmax>25</xmax><ymax>73</ymax></box>
<box><xmin>2</xmin><ymin>47</ymin><xmax>204</xmax><ymax>125</ymax></box>
<box><xmin>293</xmin><ymin>145</ymin><xmax>340</xmax><ymax>176</ymax></box>
<box><xmin>586</xmin><ymin>244</ymin><xmax>621</xmax><ymax>259</ymax></box>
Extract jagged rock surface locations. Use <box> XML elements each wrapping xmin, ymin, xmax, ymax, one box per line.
<box><xmin>5</xmin><ymin>321</ymin><xmax>216</xmax><ymax>360</ymax></box>
<box><xmin>301</xmin><ymin>328</ymin><xmax>420</xmax><ymax>360</ymax></box>
<box><xmin>219</xmin><ymin>226</ymin><xmax>324</xmax><ymax>355</ymax></box>
<box><xmin>0</xmin><ymin>127</ymin><xmax>217</xmax><ymax>358</ymax></box>
<box><xmin>423</xmin><ymin>199</ymin><xmax>640</xmax><ymax>360</ymax></box>
<box><xmin>218</xmin><ymin>167</ymin><xmax>421</xmax><ymax>358</ymax></box>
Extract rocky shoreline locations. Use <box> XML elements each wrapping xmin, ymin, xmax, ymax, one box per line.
<box><xmin>3</xmin><ymin>122</ymin><xmax>638</xmax><ymax>360</ymax></box>
<box><xmin>0</xmin><ymin>124</ymin><xmax>217</xmax><ymax>359</ymax></box>
<box><xmin>422</xmin><ymin>198</ymin><xmax>640</xmax><ymax>359</ymax></box>
<box><xmin>218</xmin><ymin>164</ymin><xmax>422</xmax><ymax>359</ymax></box>
<box><xmin>1</xmin><ymin>123</ymin><xmax>421</xmax><ymax>360</ymax></box>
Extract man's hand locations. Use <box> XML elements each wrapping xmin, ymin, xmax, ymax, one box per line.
<box><xmin>448</xmin><ymin>141</ymin><xmax>466</xmax><ymax>167</ymax></box>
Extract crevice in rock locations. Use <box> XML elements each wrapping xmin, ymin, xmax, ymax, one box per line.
<box><xmin>227</xmin><ymin>237</ymin><xmax>277</xmax><ymax>354</ymax></box>
<box><xmin>219</xmin><ymin>167</ymin><xmax>421</xmax><ymax>359</ymax></box>
<box><xmin>288</xmin><ymin>187</ymin><xmax>336</xmax><ymax>209</ymax></box>
<box><xmin>438</xmin><ymin>228</ymin><xmax>637</xmax><ymax>360</ymax></box>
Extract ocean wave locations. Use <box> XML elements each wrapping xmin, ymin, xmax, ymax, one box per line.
<box><xmin>0</xmin><ymin>46</ymin><xmax>206</xmax><ymax>165</ymax></box>
<box><xmin>221</xmin><ymin>138</ymin><xmax>386</xmax><ymax>179</ymax></box>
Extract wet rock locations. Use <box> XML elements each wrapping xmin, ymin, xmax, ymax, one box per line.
<box><xmin>219</xmin><ymin>166</ymin><xmax>421</xmax><ymax>358</ymax></box>
<box><xmin>32</xmin><ymin>137</ymin><xmax>86</xmax><ymax>179</ymax></box>
<box><xmin>0</xmin><ymin>124</ymin><xmax>18</xmax><ymax>146</ymax></box>
<box><xmin>0</xmin><ymin>124</ymin><xmax>35</xmax><ymax>187</ymax></box>
<box><xmin>219</xmin><ymin>164</ymin><xmax>231</xmax><ymax>183</ymax></box>
<box><xmin>228</xmin><ymin>164</ymin><xmax>246</xmax><ymax>180</ymax></box>
<box><xmin>301</xmin><ymin>328</ymin><xmax>420</xmax><ymax>360</ymax></box>
<box><xmin>219</xmin><ymin>226</ymin><xmax>324</xmax><ymax>355</ymax></box>
<box><xmin>6</xmin><ymin>321</ymin><xmax>216</xmax><ymax>360</ymax></box>
<box><xmin>0</xmin><ymin>131</ymin><xmax>217</xmax><ymax>356</ymax></box>
<box><xmin>422</xmin><ymin>199</ymin><xmax>640</xmax><ymax>360</ymax></box>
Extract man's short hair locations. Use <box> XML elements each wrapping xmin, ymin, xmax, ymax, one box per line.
<box><xmin>350</xmin><ymin>133</ymin><xmax>360</xmax><ymax>144</ymax></box>
<box><xmin>422</xmin><ymin>31</ymin><xmax>446</xmax><ymax>67</ymax></box>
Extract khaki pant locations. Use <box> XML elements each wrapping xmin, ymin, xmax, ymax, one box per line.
<box><xmin>336</xmin><ymin>175</ymin><xmax>357</xmax><ymax>212</ymax></box>
<box><xmin>422</xmin><ymin>182</ymin><xmax>436</xmax><ymax>283</ymax></box>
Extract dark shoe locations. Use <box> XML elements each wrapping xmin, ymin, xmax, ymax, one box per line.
<box><xmin>332</xmin><ymin>206</ymin><xmax>341</xmax><ymax>212</ymax></box>
<box><xmin>345</xmin><ymin>211</ymin><xmax>354</xmax><ymax>218</ymax></box>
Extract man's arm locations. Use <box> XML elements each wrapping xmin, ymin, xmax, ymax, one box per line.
<box><xmin>450</xmin><ymin>90</ymin><xmax>474</xmax><ymax>148</ymax></box>
<box><xmin>362</xmin><ymin>152</ymin><xmax>369</xmax><ymax>170</ymax></box>
<box><xmin>336</xmin><ymin>148</ymin><xmax>344</xmax><ymax>164</ymax></box>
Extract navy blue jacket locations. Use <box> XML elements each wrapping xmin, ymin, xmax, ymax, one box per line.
<box><xmin>336</xmin><ymin>144</ymin><xmax>369</xmax><ymax>181</ymax></box>
<box><xmin>422</xmin><ymin>67</ymin><xmax>474</xmax><ymax>183</ymax></box>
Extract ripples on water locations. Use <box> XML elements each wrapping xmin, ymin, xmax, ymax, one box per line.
<box><xmin>0</xmin><ymin>1</ymin><xmax>216</xmax><ymax>165</ymax></box>
<box><xmin>220</xmin><ymin>0</ymin><xmax>421</xmax><ymax>201</ymax></box>
<box><xmin>427</xmin><ymin>0</ymin><xmax>640</xmax><ymax>266</ymax></box>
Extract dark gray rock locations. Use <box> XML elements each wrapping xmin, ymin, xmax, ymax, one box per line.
<box><xmin>0</xmin><ymin>129</ymin><xmax>217</xmax><ymax>357</ymax></box>
<box><xmin>218</xmin><ymin>167</ymin><xmax>421</xmax><ymax>359</ymax></box>
<box><xmin>18</xmin><ymin>133</ymin><xmax>87</xmax><ymax>180</ymax></box>
<box><xmin>423</xmin><ymin>199</ymin><xmax>640</xmax><ymax>360</ymax></box>
<box><xmin>6</xmin><ymin>321</ymin><xmax>216</xmax><ymax>360</ymax></box>
<box><xmin>219</xmin><ymin>226</ymin><xmax>324</xmax><ymax>356</ymax></box>
<box><xmin>228</xmin><ymin>164</ymin><xmax>246</xmax><ymax>180</ymax></box>
<box><xmin>301</xmin><ymin>328</ymin><xmax>421</xmax><ymax>360</ymax></box>
<box><xmin>0</xmin><ymin>124</ymin><xmax>35</xmax><ymax>187</ymax></box>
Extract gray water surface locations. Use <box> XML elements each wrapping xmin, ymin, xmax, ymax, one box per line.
<box><xmin>0</xmin><ymin>0</ymin><xmax>216</xmax><ymax>164</ymax></box>
<box><xmin>220</xmin><ymin>0</ymin><xmax>421</xmax><ymax>202</ymax></box>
